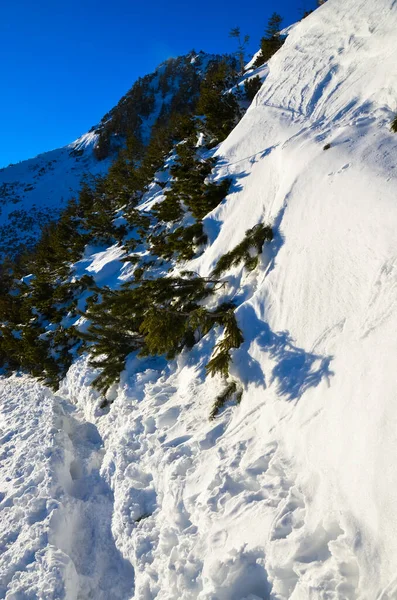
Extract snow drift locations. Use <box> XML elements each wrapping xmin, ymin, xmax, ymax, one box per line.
<box><xmin>3</xmin><ymin>0</ymin><xmax>397</xmax><ymax>597</ymax></box>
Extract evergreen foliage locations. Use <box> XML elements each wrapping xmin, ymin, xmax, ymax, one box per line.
<box><xmin>229</xmin><ymin>27</ymin><xmax>250</xmax><ymax>74</ymax></box>
<box><xmin>209</xmin><ymin>380</ymin><xmax>243</xmax><ymax>419</ymax></box>
<box><xmin>94</xmin><ymin>52</ymin><xmax>223</xmax><ymax>159</ymax></box>
<box><xmin>0</xmin><ymin>258</ymin><xmax>94</xmax><ymax>389</ymax></box>
<box><xmin>153</xmin><ymin>139</ymin><xmax>231</xmax><ymax>224</ymax></box>
<box><xmin>244</xmin><ymin>76</ymin><xmax>262</xmax><ymax>101</ymax></box>
<box><xmin>212</xmin><ymin>223</ymin><xmax>273</xmax><ymax>278</ymax></box>
<box><xmin>254</xmin><ymin>13</ymin><xmax>285</xmax><ymax>68</ymax></box>
<box><xmin>197</xmin><ymin>59</ymin><xmax>241</xmax><ymax>143</ymax></box>
<box><xmin>150</xmin><ymin>137</ymin><xmax>231</xmax><ymax>262</ymax></box>
<box><xmin>150</xmin><ymin>223</ymin><xmax>207</xmax><ymax>261</ymax></box>
<box><xmin>104</xmin><ymin>135</ymin><xmax>143</xmax><ymax>204</ymax></box>
<box><xmin>79</xmin><ymin>276</ymin><xmax>242</xmax><ymax>392</ymax></box>
<box><xmin>206</xmin><ymin>304</ymin><xmax>244</xmax><ymax>378</ymax></box>
<box><xmin>137</xmin><ymin>114</ymin><xmax>197</xmax><ymax>188</ymax></box>
<box><xmin>391</xmin><ymin>116</ymin><xmax>397</xmax><ymax>133</ymax></box>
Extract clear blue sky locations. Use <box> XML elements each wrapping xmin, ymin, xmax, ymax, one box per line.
<box><xmin>0</xmin><ymin>0</ymin><xmax>317</xmax><ymax>168</ymax></box>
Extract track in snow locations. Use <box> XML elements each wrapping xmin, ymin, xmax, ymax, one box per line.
<box><xmin>51</xmin><ymin>397</ymin><xmax>135</xmax><ymax>600</ymax></box>
<box><xmin>0</xmin><ymin>376</ymin><xmax>134</xmax><ymax>600</ymax></box>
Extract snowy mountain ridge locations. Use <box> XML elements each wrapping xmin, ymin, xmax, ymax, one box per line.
<box><xmin>2</xmin><ymin>0</ymin><xmax>397</xmax><ymax>598</ymax></box>
<box><xmin>0</xmin><ymin>50</ymin><xmax>222</xmax><ymax>259</ymax></box>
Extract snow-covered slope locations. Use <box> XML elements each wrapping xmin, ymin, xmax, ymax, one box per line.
<box><xmin>3</xmin><ymin>0</ymin><xmax>397</xmax><ymax>598</ymax></box>
<box><xmin>0</xmin><ymin>133</ymin><xmax>111</xmax><ymax>257</ymax></box>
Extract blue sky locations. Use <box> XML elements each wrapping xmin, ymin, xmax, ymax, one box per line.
<box><xmin>0</xmin><ymin>0</ymin><xmax>317</xmax><ymax>168</ymax></box>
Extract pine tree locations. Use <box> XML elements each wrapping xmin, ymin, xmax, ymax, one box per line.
<box><xmin>254</xmin><ymin>13</ymin><xmax>284</xmax><ymax>68</ymax></box>
<box><xmin>105</xmin><ymin>135</ymin><xmax>143</xmax><ymax>205</ymax></box>
<box><xmin>212</xmin><ymin>223</ymin><xmax>273</xmax><ymax>278</ymax></box>
<box><xmin>206</xmin><ymin>304</ymin><xmax>244</xmax><ymax>378</ymax></box>
<box><xmin>244</xmin><ymin>76</ymin><xmax>262</xmax><ymax>101</ymax></box>
<box><xmin>79</xmin><ymin>275</ymin><xmax>213</xmax><ymax>391</ymax></box>
<box><xmin>150</xmin><ymin>223</ymin><xmax>207</xmax><ymax>262</ymax></box>
<box><xmin>152</xmin><ymin>138</ymin><xmax>231</xmax><ymax>229</ymax></box>
<box><xmin>265</xmin><ymin>13</ymin><xmax>283</xmax><ymax>41</ymax></box>
<box><xmin>210</xmin><ymin>380</ymin><xmax>243</xmax><ymax>419</ymax></box>
<box><xmin>229</xmin><ymin>27</ymin><xmax>250</xmax><ymax>74</ymax></box>
<box><xmin>77</xmin><ymin>275</ymin><xmax>244</xmax><ymax>392</ymax></box>
<box><xmin>197</xmin><ymin>59</ymin><xmax>240</xmax><ymax>143</ymax></box>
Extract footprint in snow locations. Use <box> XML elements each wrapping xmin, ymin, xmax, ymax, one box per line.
<box><xmin>328</xmin><ymin>163</ymin><xmax>350</xmax><ymax>176</ymax></box>
<box><xmin>163</xmin><ymin>434</ymin><xmax>192</xmax><ymax>448</ymax></box>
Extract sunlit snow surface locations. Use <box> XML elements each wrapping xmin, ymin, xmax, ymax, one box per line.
<box><xmin>3</xmin><ymin>0</ymin><xmax>397</xmax><ymax>597</ymax></box>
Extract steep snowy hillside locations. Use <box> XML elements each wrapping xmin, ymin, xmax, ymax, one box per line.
<box><xmin>2</xmin><ymin>0</ymin><xmax>397</xmax><ymax>598</ymax></box>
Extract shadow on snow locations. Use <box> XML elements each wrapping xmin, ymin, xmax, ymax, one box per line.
<box><xmin>234</xmin><ymin>304</ymin><xmax>333</xmax><ymax>402</ymax></box>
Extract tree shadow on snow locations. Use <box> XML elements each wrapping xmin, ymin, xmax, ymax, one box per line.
<box><xmin>233</xmin><ymin>304</ymin><xmax>333</xmax><ymax>402</ymax></box>
<box><xmin>203</xmin><ymin>168</ymin><xmax>250</xmax><ymax>244</ymax></box>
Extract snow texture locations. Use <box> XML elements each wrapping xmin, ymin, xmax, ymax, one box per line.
<box><xmin>0</xmin><ymin>375</ymin><xmax>134</xmax><ymax>599</ymax></box>
<box><xmin>3</xmin><ymin>0</ymin><xmax>397</xmax><ymax>597</ymax></box>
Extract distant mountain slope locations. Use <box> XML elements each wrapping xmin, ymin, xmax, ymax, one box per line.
<box><xmin>0</xmin><ymin>51</ymin><xmax>226</xmax><ymax>259</ymax></box>
<box><xmin>93</xmin><ymin>51</ymin><xmax>224</xmax><ymax>157</ymax></box>
<box><xmin>0</xmin><ymin>133</ymin><xmax>109</xmax><ymax>257</ymax></box>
